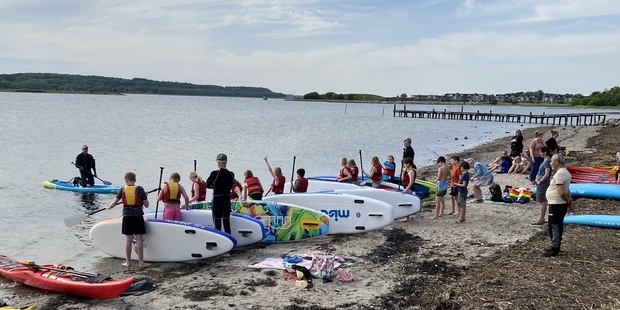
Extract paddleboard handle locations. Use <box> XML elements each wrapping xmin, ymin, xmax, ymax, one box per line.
<box><xmin>184</xmin><ymin>230</ymin><xmax>197</xmax><ymax>234</ymax></box>
<box><xmin>355</xmin><ymin>226</ymin><xmax>366</xmax><ymax>230</ymax></box>
<box><xmin>353</xmin><ymin>199</ymin><xmax>364</xmax><ymax>204</ymax></box>
<box><xmin>205</xmin><ymin>242</ymin><xmax>218</xmax><ymax>250</ymax></box>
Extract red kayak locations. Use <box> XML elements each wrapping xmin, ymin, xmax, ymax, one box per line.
<box><xmin>567</xmin><ymin>166</ymin><xmax>619</xmax><ymax>184</ymax></box>
<box><xmin>0</xmin><ymin>255</ymin><xmax>134</xmax><ymax>300</ymax></box>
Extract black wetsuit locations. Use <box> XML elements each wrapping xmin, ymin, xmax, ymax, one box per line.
<box><xmin>75</xmin><ymin>153</ymin><xmax>96</xmax><ymax>187</ymax></box>
<box><xmin>206</xmin><ymin>168</ymin><xmax>234</xmax><ymax>234</ymax></box>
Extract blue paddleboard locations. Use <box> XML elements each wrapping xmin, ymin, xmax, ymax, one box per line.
<box><xmin>563</xmin><ymin>215</ymin><xmax>620</xmax><ymax>229</ymax></box>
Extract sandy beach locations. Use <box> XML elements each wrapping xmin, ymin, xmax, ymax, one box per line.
<box><xmin>4</xmin><ymin>124</ymin><xmax>619</xmax><ymax>310</ymax></box>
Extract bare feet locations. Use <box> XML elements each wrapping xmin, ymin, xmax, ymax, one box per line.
<box><xmin>139</xmin><ymin>262</ymin><xmax>151</xmax><ymax>269</ymax></box>
<box><xmin>122</xmin><ymin>262</ymin><xmax>130</xmax><ymax>267</ymax></box>
<box><xmin>397</xmin><ymin>217</ymin><xmax>410</xmax><ymax>222</ymax></box>
<box><xmin>446</xmin><ymin>211</ymin><xmax>455</xmax><ymax>215</ymax></box>
<box><xmin>455</xmin><ymin>219</ymin><xmax>466</xmax><ymax>223</ymax></box>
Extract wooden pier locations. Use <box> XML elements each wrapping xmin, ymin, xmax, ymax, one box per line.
<box><xmin>393</xmin><ymin>105</ymin><xmax>607</xmax><ymax>126</ymax></box>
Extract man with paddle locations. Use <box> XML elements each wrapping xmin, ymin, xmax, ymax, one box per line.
<box><xmin>75</xmin><ymin>144</ymin><xmax>97</xmax><ymax>187</ymax></box>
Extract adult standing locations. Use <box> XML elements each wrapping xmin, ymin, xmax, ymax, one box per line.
<box><xmin>206</xmin><ymin>154</ymin><xmax>235</xmax><ymax>234</ymax></box>
<box><xmin>75</xmin><ymin>144</ymin><xmax>97</xmax><ymax>187</ymax></box>
<box><xmin>402</xmin><ymin>138</ymin><xmax>415</xmax><ymax>164</ymax></box>
<box><xmin>529</xmin><ymin>131</ymin><xmax>545</xmax><ymax>183</ymax></box>
<box><xmin>532</xmin><ymin>147</ymin><xmax>552</xmax><ymax>225</ymax></box>
<box><xmin>543</xmin><ymin>153</ymin><xmax>572</xmax><ymax>257</ymax></box>
<box><xmin>467</xmin><ymin>158</ymin><xmax>494</xmax><ymax>203</ymax></box>
<box><xmin>545</xmin><ymin>130</ymin><xmax>560</xmax><ymax>155</ymax></box>
<box><xmin>509</xmin><ymin>129</ymin><xmax>524</xmax><ymax>157</ymax></box>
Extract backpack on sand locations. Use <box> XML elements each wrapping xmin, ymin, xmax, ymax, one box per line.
<box><xmin>489</xmin><ymin>183</ymin><xmax>503</xmax><ymax>202</ymax></box>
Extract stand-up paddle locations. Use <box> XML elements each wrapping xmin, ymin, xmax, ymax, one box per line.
<box><xmin>289</xmin><ymin>156</ymin><xmax>296</xmax><ymax>193</ymax></box>
<box><xmin>71</xmin><ymin>162</ymin><xmax>111</xmax><ymax>185</ymax></box>
<box><xmin>63</xmin><ymin>188</ymin><xmax>160</xmax><ymax>227</ymax></box>
<box><xmin>154</xmin><ymin>167</ymin><xmax>164</xmax><ymax>219</ymax></box>
<box><xmin>358</xmin><ymin>150</ymin><xmax>365</xmax><ymax>184</ymax></box>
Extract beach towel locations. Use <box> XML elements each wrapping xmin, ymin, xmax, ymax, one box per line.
<box><xmin>249</xmin><ymin>257</ymin><xmax>340</xmax><ymax>270</ymax></box>
<box><xmin>309</xmin><ymin>252</ymin><xmax>335</xmax><ymax>278</ymax></box>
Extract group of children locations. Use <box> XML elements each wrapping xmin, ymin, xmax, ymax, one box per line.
<box><xmin>432</xmin><ymin>156</ymin><xmax>470</xmax><ymax>223</ymax></box>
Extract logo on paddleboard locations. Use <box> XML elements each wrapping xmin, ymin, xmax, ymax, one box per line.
<box><xmin>321</xmin><ymin>209</ymin><xmax>350</xmax><ymax>221</ymax></box>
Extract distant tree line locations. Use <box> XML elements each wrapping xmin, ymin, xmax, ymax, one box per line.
<box><xmin>0</xmin><ymin>73</ymin><xmax>287</xmax><ymax>99</ymax></box>
<box><xmin>572</xmin><ymin>87</ymin><xmax>620</xmax><ymax>106</ymax></box>
<box><xmin>302</xmin><ymin>92</ymin><xmax>383</xmax><ymax>101</ymax></box>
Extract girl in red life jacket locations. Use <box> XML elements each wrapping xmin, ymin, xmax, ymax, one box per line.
<box><xmin>401</xmin><ymin>158</ymin><xmax>417</xmax><ymax>194</ymax></box>
<box><xmin>362</xmin><ymin>156</ymin><xmax>383</xmax><ymax>188</ymax></box>
<box><xmin>230</xmin><ymin>179</ymin><xmax>243</xmax><ymax>200</ymax></box>
<box><xmin>243</xmin><ymin>170</ymin><xmax>264</xmax><ymax>200</ymax></box>
<box><xmin>263</xmin><ymin>156</ymin><xmax>285</xmax><ymax>195</ymax></box>
<box><xmin>347</xmin><ymin>159</ymin><xmax>359</xmax><ymax>182</ymax></box>
<box><xmin>337</xmin><ymin>157</ymin><xmax>353</xmax><ymax>182</ymax></box>
<box><xmin>188</xmin><ymin>171</ymin><xmax>207</xmax><ymax>204</ymax></box>
<box><xmin>291</xmin><ymin>168</ymin><xmax>309</xmax><ymax>193</ymax></box>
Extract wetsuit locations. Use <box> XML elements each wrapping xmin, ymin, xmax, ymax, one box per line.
<box><xmin>206</xmin><ymin>168</ymin><xmax>235</xmax><ymax>234</ymax></box>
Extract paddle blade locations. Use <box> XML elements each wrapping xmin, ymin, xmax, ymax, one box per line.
<box><xmin>64</xmin><ymin>214</ymin><xmax>88</xmax><ymax>227</ymax></box>
<box><xmin>95</xmin><ymin>176</ymin><xmax>112</xmax><ymax>185</ymax></box>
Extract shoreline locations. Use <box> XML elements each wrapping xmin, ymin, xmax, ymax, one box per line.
<box><xmin>6</xmin><ymin>125</ymin><xmax>614</xmax><ymax>310</ymax></box>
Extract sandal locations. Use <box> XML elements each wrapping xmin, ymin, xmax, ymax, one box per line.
<box><xmin>531</xmin><ymin>220</ymin><xmax>545</xmax><ymax>225</ymax></box>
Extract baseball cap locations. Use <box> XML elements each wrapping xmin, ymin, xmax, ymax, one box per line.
<box><xmin>216</xmin><ymin>153</ymin><xmax>227</xmax><ymax>162</ymax></box>
<box><xmin>82</xmin><ymin>144</ymin><xmax>88</xmax><ymax>149</ymax></box>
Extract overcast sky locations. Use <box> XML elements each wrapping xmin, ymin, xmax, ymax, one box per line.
<box><xmin>1</xmin><ymin>0</ymin><xmax>619</xmax><ymax>96</ymax></box>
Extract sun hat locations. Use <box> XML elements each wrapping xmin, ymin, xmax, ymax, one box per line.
<box><xmin>216</xmin><ymin>153</ymin><xmax>227</xmax><ymax>162</ymax></box>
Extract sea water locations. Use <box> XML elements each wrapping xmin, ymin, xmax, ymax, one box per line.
<box><xmin>0</xmin><ymin>92</ymin><xmax>616</xmax><ymax>273</ymax></box>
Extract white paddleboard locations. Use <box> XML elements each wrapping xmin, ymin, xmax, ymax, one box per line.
<box><xmin>143</xmin><ymin>209</ymin><xmax>265</xmax><ymax>247</ymax></box>
<box><xmin>264</xmin><ymin>193</ymin><xmax>394</xmax><ymax>234</ymax></box>
<box><xmin>300</xmin><ymin>179</ymin><xmax>363</xmax><ymax>192</ymax></box>
<box><xmin>330</xmin><ymin>188</ymin><xmax>421</xmax><ymax>219</ymax></box>
<box><xmin>89</xmin><ymin>218</ymin><xmax>237</xmax><ymax>262</ymax></box>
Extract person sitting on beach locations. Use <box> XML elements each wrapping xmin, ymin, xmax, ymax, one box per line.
<box><xmin>362</xmin><ymin>156</ymin><xmax>383</xmax><ymax>188</ymax></box>
<box><xmin>337</xmin><ymin>157</ymin><xmax>353</xmax><ymax>182</ymax></box>
<box><xmin>489</xmin><ymin>154</ymin><xmax>512</xmax><ymax>173</ymax></box>
<box><xmin>507</xmin><ymin>155</ymin><xmax>525</xmax><ymax>174</ymax></box>
<box><xmin>521</xmin><ymin>150</ymin><xmax>532</xmax><ymax>174</ymax></box>
<box><xmin>382</xmin><ymin>155</ymin><xmax>396</xmax><ymax>181</ymax></box>
<box><xmin>467</xmin><ymin>158</ymin><xmax>494</xmax><ymax>203</ymax></box>
<box><xmin>264</xmin><ymin>156</ymin><xmax>285</xmax><ymax>195</ymax></box>
<box><xmin>488</xmin><ymin>150</ymin><xmax>510</xmax><ymax>168</ymax></box>
<box><xmin>243</xmin><ymin>170</ymin><xmax>264</xmax><ymax>200</ymax></box>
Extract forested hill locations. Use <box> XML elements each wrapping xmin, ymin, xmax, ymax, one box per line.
<box><xmin>0</xmin><ymin>73</ymin><xmax>287</xmax><ymax>98</ymax></box>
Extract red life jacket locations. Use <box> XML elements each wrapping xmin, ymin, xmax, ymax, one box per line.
<box><xmin>122</xmin><ymin>185</ymin><xmax>144</xmax><ymax>208</ymax></box>
<box><xmin>339</xmin><ymin>167</ymin><xmax>353</xmax><ymax>180</ymax></box>
<box><xmin>371</xmin><ymin>164</ymin><xmax>382</xmax><ymax>181</ymax></box>
<box><xmin>382</xmin><ymin>163</ymin><xmax>395</xmax><ymax>178</ymax></box>
<box><xmin>402</xmin><ymin>168</ymin><xmax>417</xmax><ymax>188</ymax></box>
<box><xmin>162</xmin><ymin>182</ymin><xmax>181</xmax><ymax>203</ymax></box>
<box><xmin>245</xmin><ymin>177</ymin><xmax>263</xmax><ymax>195</ymax></box>
<box><xmin>270</xmin><ymin>175</ymin><xmax>286</xmax><ymax>194</ymax></box>
<box><xmin>191</xmin><ymin>180</ymin><xmax>207</xmax><ymax>202</ymax></box>
<box><xmin>230</xmin><ymin>182</ymin><xmax>241</xmax><ymax>199</ymax></box>
<box><xmin>294</xmin><ymin>178</ymin><xmax>308</xmax><ymax>193</ymax></box>
<box><xmin>350</xmin><ymin>166</ymin><xmax>359</xmax><ymax>182</ymax></box>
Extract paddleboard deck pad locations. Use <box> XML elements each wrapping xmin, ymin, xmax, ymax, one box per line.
<box><xmin>189</xmin><ymin>201</ymin><xmax>330</xmax><ymax>243</ymax></box>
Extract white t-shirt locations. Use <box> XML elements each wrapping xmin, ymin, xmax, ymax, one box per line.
<box><xmin>546</xmin><ymin>167</ymin><xmax>571</xmax><ymax>204</ymax></box>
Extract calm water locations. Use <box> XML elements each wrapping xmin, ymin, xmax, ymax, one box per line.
<box><xmin>0</xmin><ymin>92</ymin><xmax>616</xmax><ymax>274</ymax></box>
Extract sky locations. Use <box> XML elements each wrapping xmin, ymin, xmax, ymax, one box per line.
<box><xmin>1</xmin><ymin>0</ymin><xmax>619</xmax><ymax>97</ymax></box>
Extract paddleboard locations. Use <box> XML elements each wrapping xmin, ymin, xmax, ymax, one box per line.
<box><xmin>264</xmin><ymin>193</ymin><xmax>394</xmax><ymax>234</ymax></box>
<box><xmin>89</xmin><ymin>218</ymin><xmax>237</xmax><ymax>262</ymax></box>
<box><xmin>328</xmin><ymin>188</ymin><xmax>421</xmax><ymax>219</ymax></box>
<box><xmin>564</xmin><ymin>215</ymin><xmax>620</xmax><ymax>229</ymax></box>
<box><xmin>143</xmin><ymin>209</ymin><xmax>265</xmax><ymax>247</ymax></box>
<box><xmin>43</xmin><ymin>179</ymin><xmax>121</xmax><ymax>194</ymax></box>
<box><xmin>531</xmin><ymin>183</ymin><xmax>620</xmax><ymax>200</ymax></box>
<box><xmin>308</xmin><ymin>176</ymin><xmax>437</xmax><ymax>202</ymax></box>
<box><xmin>189</xmin><ymin>201</ymin><xmax>330</xmax><ymax>243</ymax></box>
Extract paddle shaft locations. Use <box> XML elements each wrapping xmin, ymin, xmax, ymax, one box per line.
<box><xmin>358</xmin><ymin>150</ymin><xmax>364</xmax><ymax>181</ymax></box>
<box><xmin>18</xmin><ymin>261</ymin><xmax>102</xmax><ymax>278</ymax></box>
<box><xmin>71</xmin><ymin>162</ymin><xmax>110</xmax><ymax>185</ymax></box>
<box><xmin>289</xmin><ymin>156</ymin><xmax>296</xmax><ymax>193</ymax></box>
<box><xmin>154</xmin><ymin>167</ymin><xmax>164</xmax><ymax>219</ymax></box>
<box><xmin>194</xmin><ymin>159</ymin><xmax>197</xmax><ymax>172</ymax></box>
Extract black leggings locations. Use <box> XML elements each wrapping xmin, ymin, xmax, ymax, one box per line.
<box><xmin>212</xmin><ymin>196</ymin><xmax>231</xmax><ymax>234</ymax></box>
<box><xmin>548</xmin><ymin>203</ymin><xmax>568</xmax><ymax>249</ymax></box>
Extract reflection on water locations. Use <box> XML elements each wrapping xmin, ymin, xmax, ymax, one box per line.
<box><xmin>78</xmin><ymin>193</ymin><xmax>101</xmax><ymax>211</ymax></box>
